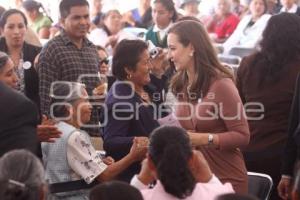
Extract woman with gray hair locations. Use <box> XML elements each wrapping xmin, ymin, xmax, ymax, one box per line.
<box><xmin>0</xmin><ymin>149</ymin><xmax>47</xmax><ymax>200</ymax></box>
<box><xmin>42</xmin><ymin>81</ymin><xmax>147</xmax><ymax>199</ymax></box>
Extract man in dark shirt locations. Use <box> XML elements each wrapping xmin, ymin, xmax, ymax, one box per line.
<box><xmin>0</xmin><ymin>82</ymin><xmax>39</xmax><ymax>157</ymax></box>
<box><xmin>38</xmin><ymin>0</ymin><xmax>101</xmax><ymax>135</ymax></box>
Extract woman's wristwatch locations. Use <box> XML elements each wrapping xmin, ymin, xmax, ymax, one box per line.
<box><xmin>208</xmin><ymin>134</ymin><xmax>214</xmax><ymax>145</ymax></box>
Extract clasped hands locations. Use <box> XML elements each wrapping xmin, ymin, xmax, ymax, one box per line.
<box><xmin>129</xmin><ymin>137</ymin><xmax>149</xmax><ymax>162</ymax></box>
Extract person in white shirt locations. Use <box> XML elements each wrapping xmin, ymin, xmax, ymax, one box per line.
<box><xmin>42</xmin><ymin>81</ymin><xmax>148</xmax><ymax>199</ymax></box>
<box><xmin>89</xmin><ymin>9</ymin><xmax>135</xmax><ymax>55</ymax></box>
<box><xmin>223</xmin><ymin>0</ymin><xmax>271</xmax><ymax>54</ymax></box>
<box><xmin>145</xmin><ymin>0</ymin><xmax>178</xmax><ymax>48</ymax></box>
<box><xmin>131</xmin><ymin>126</ymin><xmax>234</xmax><ymax>200</ymax></box>
<box><xmin>279</xmin><ymin>0</ymin><xmax>300</xmax><ymax>15</ymax></box>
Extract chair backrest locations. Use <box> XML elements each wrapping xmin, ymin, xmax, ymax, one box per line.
<box><xmin>229</xmin><ymin>47</ymin><xmax>256</xmax><ymax>58</ymax></box>
<box><xmin>214</xmin><ymin>43</ymin><xmax>224</xmax><ymax>54</ymax></box>
<box><xmin>49</xmin><ymin>179</ymin><xmax>98</xmax><ymax>194</ymax></box>
<box><xmin>218</xmin><ymin>54</ymin><xmax>241</xmax><ymax>65</ymax></box>
<box><xmin>247</xmin><ymin>172</ymin><xmax>273</xmax><ymax>200</ymax></box>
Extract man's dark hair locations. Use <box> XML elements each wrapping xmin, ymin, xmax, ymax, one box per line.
<box><xmin>59</xmin><ymin>0</ymin><xmax>89</xmax><ymax>19</ymax></box>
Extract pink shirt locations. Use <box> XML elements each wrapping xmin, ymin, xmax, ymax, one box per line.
<box><xmin>141</xmin><ymin>175</ymin><xmax>234</xmax><ymax>200</ymax></box>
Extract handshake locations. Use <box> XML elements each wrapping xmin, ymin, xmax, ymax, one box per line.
<box><xmin>128</xmin><ymin>137</ymin><xmax>149</xmax><ymax>162</ymax></box>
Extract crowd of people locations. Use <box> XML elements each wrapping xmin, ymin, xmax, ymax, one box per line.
<box><xmin>1</xmin><ymin>0</ymin><xmax>300</xmax><ymax>200</ymax></box>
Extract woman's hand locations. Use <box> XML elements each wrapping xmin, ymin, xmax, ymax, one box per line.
<box><xmin>102</xmin><ymin>156</ymin><xmax>115</xmax><ymax>165</ymax></box>
<box><xmin>93</xmin><ymin>82</ymin><xmax>107</xmax><ymax>98</ymax></box>
<box><xmin>187</xmin><ymin>131</ymin><xmax>207</xmax><ymax>146</ymax></box>
<box><xmin>37</xmin><ymin>115</ymin><xmax>62</xmax><ymax>142</ymax></box>
<box><xmin>150</xmin><ymin>49</ymin><xmax>168</xmax><ymax>78</ymax></box>
<box><xmin>277</xmin><ymin>176</ymin><xmax>292</xmax><ymax>200</ymax></box>
<box><xmin>128</xmin><ymin>137</ymin><xmax>149</xmax><ymax>161</ymax></box>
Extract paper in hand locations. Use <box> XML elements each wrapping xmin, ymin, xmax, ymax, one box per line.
<box><xmin>158</xmin><ymin>113</ymin><xmax>182</xmax><ymax>128</ymax></box>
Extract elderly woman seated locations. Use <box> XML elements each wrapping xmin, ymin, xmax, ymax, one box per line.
<box><xmin>42</xmin><ymin>81</ymin><xmax>147</xmax><ymax>199</ymax></box>
<box><xmin>206</xmin><ymin>0</ymin><xmax>240</xmax><ymax>43</ymax></box>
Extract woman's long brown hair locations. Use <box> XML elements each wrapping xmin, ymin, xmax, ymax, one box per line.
<box><xmin>168</xmin><ymin>20</ymin><xmax>233</xmax><ymax>101</ymax></box>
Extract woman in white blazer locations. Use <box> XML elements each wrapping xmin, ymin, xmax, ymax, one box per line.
<box><xmin>223</xmin><ymin>0</ymin><xmax>271</xmax><ymax>54</ymax></box>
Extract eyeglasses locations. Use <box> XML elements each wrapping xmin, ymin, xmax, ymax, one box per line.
<box><xmin>100</xmin><ymin>58</ymin><xmax>109</xmax><ymax>65</ymax></box>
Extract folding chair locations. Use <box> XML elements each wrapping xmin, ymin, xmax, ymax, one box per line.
<box><xmin>247</xmin><ymin>172</ymin><xmax>273</xmax><ymax>200</ymax></box>
<box><xmin>214</xmin><ymin>43</ymin><xmax>224</xmax><ymax>54</ymax></box>
<box><xmin>218</xmin><ymin>54</ymin><xmax>241</xmax><ymax>65</ymax></box>
<box><xmin>229</xmin><ymin>47</ymin><xmax>256</xmax><ymax>58</ymax></box>
<box><xmin>49</xmin><ymin>180</ymin><xmax>98</xmax><ymax>194</ymax></box>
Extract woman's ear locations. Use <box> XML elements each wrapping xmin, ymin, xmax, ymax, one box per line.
<box><xmin>124</xmin><ymin>66</ymin><xmax>134</xmax><ymax>80</ymax></box>
<box><xmin>168</xmin><ymin>10</ymin><xmax>174</xmax><ymax>20</ymax></box>
<box><xmin>124</xmin><ymin>66</ymin><xmax>133</xmax><ymax>74</ymax></box>
<box><xmin>59</xmin><ymin>18</ymin><xmax>65</xmax><ymax>29</ymax></box>
<box><xmin>188</xmin><ymin>43</ymin><xmax>195</xmax><ymax>57</ymax></box>
<box><xmin>65</xmin><ymin>104</ymin><xmax>74</xmax><ymax>120</ymax></box>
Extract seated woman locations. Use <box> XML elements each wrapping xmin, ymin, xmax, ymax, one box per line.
<box><xmin>131</xmin><ymin>126</ymin><xmax>234</xmax><ymax>200</ymax></box>
<box><xmin>279</xmin><ymin>0</ymin><xmax>300</xmax><ymax>15</ymax></box>
<box><xmin>103</xmin><ymin>39</ymin><xmax>160</xmax><ymax>182</ymax></box>
<box><xmin>145</xmin><ymin>0</ymin><xmax>177</xmax><ymax>48</ymax></box>
<box><xmin>89</xmin><ymin>9</ymin><xmax>135</xmax><ymax>55</ymax></box>
<box><xmin>42</xmin><ymin>81</ymin><xmax>147</xmax><ymax>199</ymax></box>
<box><xmin>180</xmin><ymin>0</ymin><xmax>201</xmax><ymax>18</ymax></box>
<box><xmin>0</xmin><ymin>149</ymin><xmax>47</xmax><ymax>200</ymax></box>
<box><xmin>206</xmin><ymin>0</ymin><xmax>239</xmax><ymax>43</ymax></box>
<box><xmin>22</xmin><ymin>0</ymin><xmax>52</xmax><ymax>39</ymax></box>
<box><xmin>123</xmin><ymin>0</ymin><xmax>152</xmax><ymax>28</ymax></box>
<box><xmin>96</xmin><ymin>45</ymin><xmax>110</xmax><ymax>76</ymax></box>
<box><xmin>223</xmin><ymin>0</ymin><xmax>270</xmax><ymax>54</ymax></box>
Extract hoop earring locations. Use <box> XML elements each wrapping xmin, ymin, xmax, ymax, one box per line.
<box><xmin>127</xmin><ymin>73</ymin><xmax>132</xmax><ymax>79</ymax></box>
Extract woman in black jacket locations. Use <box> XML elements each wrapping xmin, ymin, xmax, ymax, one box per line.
<box><xmin>0</xmin><ymin>9</ymin><xmax>41</xmax><ymax>107</ymax></box>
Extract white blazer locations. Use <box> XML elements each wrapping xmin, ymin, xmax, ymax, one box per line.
<box><xmin>223</xmin><ymin>14</ymin><xmax>271</xmax><ymax>54</ymax></box>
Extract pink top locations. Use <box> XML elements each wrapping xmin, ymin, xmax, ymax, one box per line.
<box><xmin>175</xmin><ymin>78</ymin><xmax>250</xmax><ymax>194</ymax></box>
<box><xmin>141</xmin><ymin>176</ymin><xmax>234</xmax><ymax>200</ymax></box>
